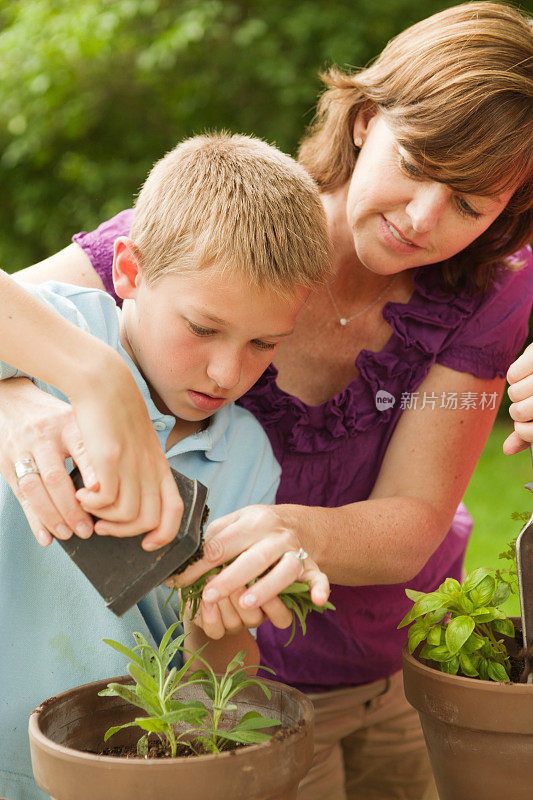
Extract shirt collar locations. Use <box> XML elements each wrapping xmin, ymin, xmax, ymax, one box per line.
<box><xmin>117</xmin><ymin>338</ymin><xmax>230</xmax><ymax>462</ymax></box>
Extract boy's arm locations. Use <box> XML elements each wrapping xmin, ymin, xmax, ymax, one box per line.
<box><xmin>182</xmin><ymin>605</ymin><xmax>260</xmax><ymax>675</ymax></box>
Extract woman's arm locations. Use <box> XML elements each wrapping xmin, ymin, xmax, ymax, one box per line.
<box><xmin>173</xmin><ymin>364</ymin><xmax>502</xmax><ymax>610</ymax></box>
<box><xmin>0</xmin><ymin>267</ymin><xmax>183</xmax><ymax>549</ymax></box>
<box><xmin>15</xmin><ymin>243</ymin><xmax>105</xmax><ymax>288</ymax></box>
<box><xmin>504</xmin><ymin>342</ymin><xmax>533</xmax><ymax>454</ymax></box>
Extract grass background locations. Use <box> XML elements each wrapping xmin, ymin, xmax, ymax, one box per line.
<box><xmin>463</xmin><ymin>421</ymin><xmax>532</xmax><ymax>617</ymax></box>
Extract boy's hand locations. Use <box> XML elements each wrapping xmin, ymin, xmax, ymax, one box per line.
<box><xmin>504</xmin><ymin>343</ymin><xmax>533</xmax><ymax>455</ymax></box>
<box><xmin>177</xmin><ymin>577</ymin><xmax>293</xmax><ymax>640</ymax></box>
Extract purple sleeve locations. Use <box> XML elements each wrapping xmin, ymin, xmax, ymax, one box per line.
<box><xmin>72</xmin><ymin>209</ymin><xmax>134</xmax><ymax>308</ymax></box>
<box><xmin>437</xmin><ymin>246</ymin><xmax>533</xmax><ymax>379</ymax></box>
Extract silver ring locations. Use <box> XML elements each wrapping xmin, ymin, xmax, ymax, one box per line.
<box><xmin>14</xmin><ymin>457</ymin><xmax>40</xmax><ymax>483</ymax></box>
<box><xmin>284</xmin><ymin>547</ymin><xmax>309</xmax><ymax>576</ymax></box>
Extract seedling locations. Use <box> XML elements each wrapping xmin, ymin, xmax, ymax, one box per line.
<box><xmin>173</xmin><ymin>568</ymin><xmax>335</xmax><ymax>646</ymax></box>
<box><xmin>398</xmin><ymin>567</ymin><xmax>516</xmax><ymax>681</ymax></box>
<box><xmin>98</xmin><ymin>624</ymin><xmax>280</xmax><ymax>757</ymax></box>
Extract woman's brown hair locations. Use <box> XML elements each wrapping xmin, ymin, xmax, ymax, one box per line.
<box><xmin>298</xmin><ymin>2</ymin><xmax>533</xmax><ymax>292</ymax></box>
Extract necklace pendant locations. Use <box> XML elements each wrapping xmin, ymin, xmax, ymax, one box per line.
<box><xmin>339</xmin><ymin>317</ymin><xmax>347</xmax><ymax>326</ymax></box>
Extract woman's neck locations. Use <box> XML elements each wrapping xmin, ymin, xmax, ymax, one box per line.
<box><xmin>321</xmin><ymin>185</ymin><xmax>400</xmax><ymax>307</ymax></box>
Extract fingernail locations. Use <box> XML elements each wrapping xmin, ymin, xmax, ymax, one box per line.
<box><xmin>143</xmin><ymin>541</ymin><xmax>159</xmax><ymax>551</ymax></box>
<box><xmin>203</xmin><ymin>588</ymin><xmax>219</xmax><ymax>603</ymax></box>
<box><xmin>240</xmin><ymin>593</ymin><xmax>257</xmax><ymax>608</ymax></box>
<box><xmin>37</xmin><ymin>529</ymin><xmax>51</xmax><ymax>546</ymax></box>
<box><xmin>56</xmin><ymin>524</ymin><xmax>72</xmax><ymax>540</ymax></box>
<box><xmin>76</xmin><ymin>521</ymin><xmax>93</xmax><ymax>539</ymax></box>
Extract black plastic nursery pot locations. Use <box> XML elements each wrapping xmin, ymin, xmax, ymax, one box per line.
<box><xmin>29</xmin><ymin>674</ymin><xmax>315</xmax><ymax>800</ymax></box>
<box><xmin>402</xmin><ymin>619</ymin><xmax>533</xmax><ymax>800</ymax></box>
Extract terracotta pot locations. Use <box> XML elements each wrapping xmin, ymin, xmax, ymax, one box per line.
<box><xmin>403</xmin><ymin>621</ymin><xmax>533</xmax><ymax>800</ymax></box>
<box><xmin>29</xmin><ymin>675</ymin><xmax>314</xmax><ymax>800</ymax></box>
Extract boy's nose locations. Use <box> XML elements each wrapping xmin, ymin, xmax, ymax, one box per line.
<box><xmin>405</xmin><ymin>182</ymin><xmax>450</xmax><ymax>233</ymax></box>
<box><xmin>206</xmin><ymin>353</ymin><xmax>242</xmax><ymax>391</ymax></box>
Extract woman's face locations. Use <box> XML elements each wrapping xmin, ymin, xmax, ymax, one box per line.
<box><xmin>345</xmin><ymin>113</ymin><xmax>514</xmax><ymax>275</ymax></box>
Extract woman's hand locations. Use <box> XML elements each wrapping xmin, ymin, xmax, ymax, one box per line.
<box><xmin>0</xmin><ymin>365</ymin><xmax>183</xmax><ymax>550</ymax></box>
<box><xmin>0</xmin><ymin>378</ymin><xmax>97</xmax><ymax>546</ymax></box>
<box><xmin>170</xmin><ymin>504</ymin><xmax>331</xmax><ymax>617</ymax></box>
<box><xmin>504</xmin><ymin>343</ymin><xmax>533</xmax><ymax>455</ymax></box>
<box><xmin>67</xmin><ymin>349</ymin><xmax>184</xmax><ymax>550</ymax></box>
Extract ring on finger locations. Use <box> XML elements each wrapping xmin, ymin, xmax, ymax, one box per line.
<box><xmin>283</xmin><ymin>547</ymin><xmax>309</xmax><ymax>577</ymax></box>
<box><xmin>14</xmin><ymin>456</ymin><xmax>40</xmax><ymax>483</ymax></box>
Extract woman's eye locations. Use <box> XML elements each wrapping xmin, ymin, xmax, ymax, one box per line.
<box><xmin>400</xmin><ymin>157</ymin><xmax>422</xmax><ymax>178</ymax></box>
<box><xmin>252</xmin><ymin>340</ymin><xmax>277</xmax><ymax>351</ymax></box>
<box><xmin>456</xmin><ymin>197</ymin><xmax>481</xmax><ymax>219</ymax></box>
<box><xmin>189</xmin><ymin>322</ymin><xmax>216</xmax><ymax>336</ymax></box>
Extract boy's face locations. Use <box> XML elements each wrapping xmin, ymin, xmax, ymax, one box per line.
<box><xmin>113</xmin><ymin>239</ymin><xmax>307</xmax><ymax>424</ymax></box>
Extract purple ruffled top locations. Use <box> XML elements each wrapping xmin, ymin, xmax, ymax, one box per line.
<box><xmin>73</xmin><ymin>211</ymin><xmax>533</xmax><ymax>691</ymax></box>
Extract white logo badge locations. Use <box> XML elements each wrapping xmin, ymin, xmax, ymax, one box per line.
<box><xmin>375</xmin><ymin>390</ymin><xmax>396</xmax><ymax>411</ymax></box>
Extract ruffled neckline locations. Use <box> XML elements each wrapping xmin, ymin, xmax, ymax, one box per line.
<box><xmin>238</xmin><ymin>265</ymin><xmax>481</xmax><ymax>452</ymax></box>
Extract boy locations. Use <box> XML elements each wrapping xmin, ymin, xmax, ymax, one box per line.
<box><xmin>0</xmin><ymin>133</ymin><xmax>331</xmax><ymax>800</ymax></box>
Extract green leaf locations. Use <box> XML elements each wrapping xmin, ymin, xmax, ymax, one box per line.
<box><xmin>457</xmin><ymin>595</ymin><xmax>474</xmax><ymax>614</ymax></box>
<box><xmin>98</xmin><ymin>683</ymin><xmax>156</xmax><ymax>716</ymax></box>
<box><xmin>440</xmin><ymin>578</ymin><xmax>461</xmax><ymax>596</ymax></box>
<box><xmin>225</xmin><ymin>651</ymin><xmax>246</xmax><ymax>675</ymax></box>
<box><xmin>137</xmin><ymin>734</ymin><xmax>149</xmax><ymax>757</ymax></box>
<box><xmin>427</xmin><ymin>625</ymin><xmax>442</xmax><ymax>646</ymax></box>
<box><xmin>462</xmin><ymin>568</ymin><xmax>491</xmax><ymax>593</ymax></box>
<box><xmin>216</xmin><ymin>730</ymin><xmax>273</xmax><ymax>744</ymax></box>
<box><xmin>407</xmin><ymin>626</ymin><xmax>427</xmax><ymax>654</ymax></box>
<box><xmin>159</xmin><ymin>622</ymin><xmax>181</xmax><ymax>657</ymax></box>
<box><xmin>472</xmin><ymin>607</ymin><xmax>505</xmax><ymax>622</ymax></box>
<box><xmin>440</xmin><ymin>656</ymin><xmax>460</xmax><ymax>675</ymax></box>
<box><xmin>468</xmin><ymin>575</ymin><xmax>495</xmax><ymax>607</ymax></box>
<box><xmin>491</xmin><ymin>582</ymin><xmax>511</xmax><ymax>607</ymax></box>
<box><xmin>135</xmin><ymin>717</ymin><xmax>170</xmax><ymax>734</ymax></box>
<box><xmin>426</xmin><ymin>644</ymin><xmax>453</xmax><ymax>663</ymax></box>
<box><xmin>479</xmin><ymin>658</ymin><xmax>490</xmax><ymax>681</ymax></box>
<box><xmin>445</xmin><ymin>616</ymin><xmax>475</xmax><ymax>655</ymax></box>
<box><xmin>487</xmin><ymin>661</ymin><xmax>510</xmax><ymax>683</ymax></box>
<box><xmin>458</xmin><ymin>652</ymin><xmax>479</xmax><ymax>677</ymax></box>
<box><xmin>132</xmin><ymin>632</ymin><xmax>150</xmax><ymax>649</ymax></box>
<box><xmin>462</xmin><ymin>634</ymin><xmax>484</xmax><ymax>654</ymax></box>
<box><xmin>103</xmin><ymin>722</ymin><xmax>133</xmax><ymax>742</ymax></box>
<box><xmin>101</xmin><ymin>638</ymin><xmax>144</xmax><ymax>668</ymax></box>
<box><xmin>128</xmin><ymin>662</ymin><xmax>159</xmax><ymax>694</ymax></box>
<box><xmin>491</xmin><ymin>618</ymin><xmax>515</xmax><ymax>638</ymax></box>
<box><xmin>160</xmin><ymin>707</ymin><xmax>207</xmax><ymax>725</ymax></box>
<box><xmin>233</xmin><ymin>711</ymin><xmax>281</xmax><ymax>731</ymax></box>
<box><xmin>405</xmin><ymin>589</ymin><xmax>426</xmax><ymax>602</ymax></box>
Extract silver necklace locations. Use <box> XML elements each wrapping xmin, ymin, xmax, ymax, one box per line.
<box><xmin>325</xmin><ymin>275</ymin><xmax>397</xmax><ymax>326</ymax></box>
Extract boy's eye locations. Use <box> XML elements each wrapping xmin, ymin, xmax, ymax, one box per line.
<box><xmin>456</xmin><ymin>196</ymin><xmax>481</xmax><ymax>220</ymax></box>
<box><xmin>252</xmin><ymin>339</ymin><xmax>277</xmax><ymax>351</ymax></box>
<box><xmin>189</xmin><ymin>322</ymin><xmax>216</xmax><ymax>336</ymax></box>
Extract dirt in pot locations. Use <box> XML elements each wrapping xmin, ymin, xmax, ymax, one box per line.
<box><xmin>86</xmin><ymin>720</ymin><xmax>303</xmax><ymax>760</ymax></box>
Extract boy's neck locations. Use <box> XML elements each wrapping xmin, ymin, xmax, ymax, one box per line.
<box><xmin>118</xmin><ymin>314</ymin><xmax>206</xmax><ymax>450</ymax></box>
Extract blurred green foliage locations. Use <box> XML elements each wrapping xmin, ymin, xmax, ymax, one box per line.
<box><xmin>0</xmin><ymin>0</ymin><xmax>457</xmax><ymax>270</ymax></box>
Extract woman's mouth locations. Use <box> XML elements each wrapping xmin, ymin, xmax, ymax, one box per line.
<box><xmin>380</xmin><ymin>215</ymin><xmax>420</xmax><ymax>253</ymax></box>
<box><xmin>187</xmin><ymin>390</ymin><xmax>226</xmax><ymax>412</ymax></box>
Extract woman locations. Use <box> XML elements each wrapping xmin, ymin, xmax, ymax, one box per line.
<box><xmin>1</xmin><ymin>4</ymin><xmax>532</xmax><ymax>798</ymax></box>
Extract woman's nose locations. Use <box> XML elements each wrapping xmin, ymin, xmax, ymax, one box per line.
<box><xmin>206</xmin><ymin>350</ymin><xmax>243</xmax><ymax>390</ymax></box>
<box><xmin>405</xmin><ymin>182</ymin><xmax>450</xmax><ymax>233</ymax></box>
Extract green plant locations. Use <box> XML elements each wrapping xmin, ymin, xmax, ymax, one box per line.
<box><xmin>173</xmin><ymin>570</ymin><xmax>335</xmax><ymax>646</ymax></box>
<box><xmin>98</xmin><ymin>623</ymin><xmax>280</xmax><ymax>757</ymax></box>
<box><xmin>398</xmin><ymin>567</ymin><xmax>516</xmax><ymax>682</ymax></box>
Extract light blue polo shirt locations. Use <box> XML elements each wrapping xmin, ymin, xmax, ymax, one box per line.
<box><xmin>0</xmin><ymin>280</ymin><xmax>281</xmax><ymax>800</ymax></box>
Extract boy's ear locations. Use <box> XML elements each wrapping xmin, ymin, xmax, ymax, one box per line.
<box><xmin>113</xmin><ymin>237</ymin><xmax>142</xmax><ymax>300</ymax></box>
<box><xmin>353</xmin><ymin>103</ymin><xmax>378</xmax><ymax>148</ymax></box>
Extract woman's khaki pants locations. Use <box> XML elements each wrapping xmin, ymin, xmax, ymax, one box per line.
<box><xmin>297</xmin><ymin>671</ymin><xmax>439</xmax><ymax>800</ymax></box>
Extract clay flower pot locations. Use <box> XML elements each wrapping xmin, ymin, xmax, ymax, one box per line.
<box><xmin>403</xmin><ymin>620</ymin><xmax>533</xmax><ymax>800</ymax></box>
<box><xmin>29</xmin><ymin>675</ymin><xmax>314</xmax><ymax>800</ymax></box>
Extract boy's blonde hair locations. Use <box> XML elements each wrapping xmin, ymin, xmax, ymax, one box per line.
<box><xmin>130</xmin><ymin>132</ymin><xmax>331</xmax><ymax>292</ymax></box>
<box><xmin>298</xmin><ymin>2</ymin><xmax>533</xmax><ymax>293</ymax></box>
